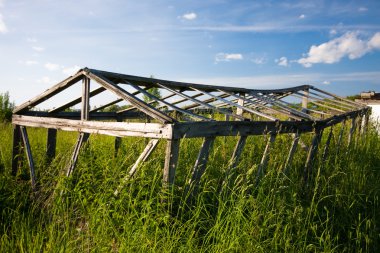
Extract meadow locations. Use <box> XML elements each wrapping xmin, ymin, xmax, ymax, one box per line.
<box><xmin>0</xmin><ymin>122</ymin><xmax>379</xmax><ymax>252</ymax></box>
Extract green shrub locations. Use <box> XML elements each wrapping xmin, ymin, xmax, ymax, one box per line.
<box><xmin>0</xmin><ymin>91</ymin><xmax>14</xmax><ymax>122</ymax></box>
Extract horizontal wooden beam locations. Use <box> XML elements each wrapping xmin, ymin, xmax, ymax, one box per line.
<box><xmin>12</xmin><ymin>115</ymin><xmax>173</xmax><ymax>139</ymax></box>
<box><xmin>23</xmin><ymin>111</ymin><xmax>144</xmax><ymax>120</ymax></box>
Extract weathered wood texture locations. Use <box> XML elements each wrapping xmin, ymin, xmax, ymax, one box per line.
<box><xmin>163</xmin><ymin>139</ymin><xmax>180</xmax><ymax>187</ymax></box>
<box><xmin>66</xmin><ymin>132</ymin><xmax>89</xmax><ymax>176</ymax></box>
<box><xmin>46</xmin><ymin>128</ymin><xmax>57</xmax><ymax>162</ymax></box>
<box><xmin>20</xmin><ymin>126</ymin><xmax>36</xmax><ymax>190</ymax></box>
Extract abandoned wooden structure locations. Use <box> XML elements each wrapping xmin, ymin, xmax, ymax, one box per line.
<box><xmin>12</xmin><ymin>68</ymin><xmax>369</xmax><ymax>196</ymax></box>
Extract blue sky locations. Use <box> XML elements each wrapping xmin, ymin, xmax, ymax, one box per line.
<box><xmin>1</xmin><ymin>0</ymin><xmax>380</xmax><ymax>105</ymax></box>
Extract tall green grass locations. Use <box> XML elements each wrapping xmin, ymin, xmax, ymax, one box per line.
<box><xmin>0</xmin><ymin>122</ymin><xmax>379</xmax><ymax>252</ymax></box>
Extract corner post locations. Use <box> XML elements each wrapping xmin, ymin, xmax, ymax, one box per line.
<box><xmin>11</xmin><ymin>124</ymin><xmax>22</xmax><ymax>176</ymax></box>
<box><xmin>46</xmin><ymin>128</ymin><xmax>57</xmax><ymax>163</ymax></box>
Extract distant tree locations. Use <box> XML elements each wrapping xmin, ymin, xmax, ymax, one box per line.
<box><xmin>143</xmin><ymin>75</ymin><xmax>161</xmax><ymax>108</ymax></box>
<box><xmin>0</xmin><ymin>91</ymin><xmax>15</xmax><ymax>122</ymax></box>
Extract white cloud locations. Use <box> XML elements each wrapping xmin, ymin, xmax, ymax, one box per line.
<box><xmin>368</xmin><ymin>32</ymin><xmax>380</xmax><ymax>49</ymax></box>
<box><xmin>45</xmin><ymin>62</ymin><xmax>60</xmax><ymax>71</ymax></box>
<box><xmin>251</xmin><ymin>57</ymin><xmax>266</xmax><ymax>65</ymax></box>
<box><xmin>0</xmin><ymin>13</ymin><xmax>7</xmax><ymax>34</ymax></box>
<box><xmin>27</xmin><ymin>37</ymin><xmax>37</xmax><ymax>43</ymax></box>
<box><xmin>215</xmin><ymin>53</ymin><xmax>243</xmax><ymax>62</ymax></box>
<box><xmin>32</xmin><ymin>46</ymin><xmax>44</xmax><ymax>52</ymax></box>
<box><xmin>323</xmin><ymin>80</ymin><xmax>330</xmax><ymax>85</ymax></box>
<box><xmin>20</xmin><ymin>60</ymin><xmax>38</xmax><ymax>66</ymax></box>
<box><xmin>275</xmin><ymin>57</ymin><xmax>289</xmax><ymax>67</ymax></box>
<box><xmin>62</xmin><ymin>65</ymin><xmax>81</xmax><ymax>75</ymax></box>
<box><xmin>299</xmin><ymin>14</ymin><xmax>306</xmax><ymax>19</ymax></box>
<box><xmin>358</xmin><ymin>7</ymin><xmax>368</xmax><ymax>12</ymax></box>
<box><xmin>182</xmin><ymin>12</ymin><xmax>197</xmax><ymax>20</ymax></box>
<box><xmin>298</xmin><ymin>32</ymin><xmax>380</xmax><ymax>67</ymax></box>
<box><xmin>37</xmin><ymin>76</ymin><xmax>56</xmax><ymax>84</ymax></box>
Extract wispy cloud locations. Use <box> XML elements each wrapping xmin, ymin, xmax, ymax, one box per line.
<box><xmin>358</xmin><ymin>7</ymin><xmax>368</xmax><ymax>12</ymax></box>
<box><xmin>32</xmin><ymin>46</ymin><xmax>44</xmax><ymax>52</ymax></box>
<box><xmin>20</xmin><ymin>60</ymin><xmax>38</xmax><ymax>66</ymax></box>
<box><xmin>181</xmin><ymin>12</ymin><xmax>197</xmax><ymax>20</ymax></box>
<box><xmin>37</xmin><ymin>76</ymin><xmax>56</xmax><ymax>85</ymax></box>
<box><xmin>62</xmin><ymin>65</ymin><xmax>81</xmax><ymax>75</ymax></box>
<box><xmin>27</xmin><ymin>37</ymin><xmax>37</xmax><ymax>43</ymax></box>
<box><xmin>275</xmin><ymin>57</ymin><xmax>289</xmax><ymax>67</ymax></box>
<box><xmin>299</xmin><ymin>14</ymin><xmax>306</xmax><ymax>19</ymax></box>
<box><xmin>0</xmin><ymin>13</ymin><xmax>7</xmax><ymax>34</ymax></box>
<box><xmin>215</xmin><ymin>53</ymin><xmax>243</xmax><ymax>62</ymax></box>
<box><xmin>45</xmin><ymin>62</ymin><xmax>60</xmax><ymax>71</ymax></box>
<box><xmin>298</xmin><ymin>32</ymin><xmax>380</xmax><ymax>67</ymax></box>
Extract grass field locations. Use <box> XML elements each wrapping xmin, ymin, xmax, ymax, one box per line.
<box><xmin>0</xmin><ymin>122</ymin><xmax>379</xmax><ymax>252</ymax></box>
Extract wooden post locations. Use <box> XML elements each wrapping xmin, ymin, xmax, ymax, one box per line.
<box><xmin>114</xmin><ymin>116</ymin><xmax>122</xmax><ymax>157</ymax></box>
<box><xmin>11</xmin><ymin>125</ymin><xmax>22</xmax><ymax>176</ymax></box>
<box><xmin>283</xmin><ymin>133</ymin><xmax>300</xmax><ymax>174</ymax></box>
<box><xmin>336</xmin><ymin>120</ymin><xmax>346</xmax><ymax>156</ymax></box>
<box><xmin>303</xmin><ymin>128</ymin><xmax>323</xmax><ymax>183</ymax></box>
<box><xmin>255</xmin><ymin>133</ymin><xmax>276</xmax><ymax>187</ymax></box>
<box><xmin>20</xmin><ymin>126</ymin><xmax>36</xmax><ymax>190</ymax></box>
<box><xmin>185</xmin><ymin>137</ymin><xmax>215</xmax><ymax>203</ymax></box>
<box><xmin>82</xmin><ymin>77</ymin><xmax>90</xmax><ymax>120</ymax></box>
<box><xmin>114</xmin><ymin>139</ymin><xmax>159</xmax><ymax>196</ymax></box>
<box><xmin>347</xmin><ymin>117</ymin><xmax>356</xmax><ymax>147</ymax></box>
<box><xmin>322</xmin><ymin>127</ymin><xmax>333</xmax><ymax>161</ymax></box>
<box><xmin>236</xmin><ymin>93</ymin><xmax>245</xmax><ymax>120</ymax></box>
<box><xmin>163</xmin><ymin>139</ymin><xmax>180</xmax><ymax>187</ymax></box>
<box><xmin>302</xmin><ymin>89</ymin><xmax>309</xmax><ymax>113</ymax></box>
<box><xmin>46</xmin><ymin>128</ymin><xmax>57</xmax><ymax>162</ymax></box>
<box><xmin>220</xmin><ymin>135</ymin><xmax>247</xmax><ymax>192</ymax></box>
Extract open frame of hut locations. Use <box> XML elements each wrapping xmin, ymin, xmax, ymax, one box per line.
<box><xmin>11</xmin><ymin>68</ymin><xmax>370</xmax><ymax>197</ymax></box>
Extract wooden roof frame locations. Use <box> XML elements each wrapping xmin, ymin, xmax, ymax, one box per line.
<box><xmin>11</xmin><ymin>67</ymin><xmax>370</xmax><ymax>198</ymax></box>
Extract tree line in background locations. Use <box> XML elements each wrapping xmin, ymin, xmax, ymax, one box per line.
<box><xmin>0</xmin><ymin>92</ymin><xmax>14</xmax><ymax>122</ymax></box>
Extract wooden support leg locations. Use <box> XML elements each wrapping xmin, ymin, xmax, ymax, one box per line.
<box><xmin>20</xmin><ymin>126</ymin><xmax>36</xmax><ymax>190</ymax></box>
<box><xmin>303</xmin><ymin>129</ymin><xmax>323</xmax><ymax>184</ymax></box>
<box><xmin>114</xmin><ymin>139</ymin><xmax>159</xmax><ymax>195</ymax></box>
<box><xmin>255</xmin><ymin>133</ymin><xmax>276</xmax><ymax>187</ymax></box>
<box><xmin>283</xmin><ymin>133</ymin><xmax>300</xmax><ymax>174</ymax></box>
<box><xmin>347</xmin><ymin>117</ymin><xmax>356</xmax><ymax>147</ymax></box>
<box><xmin>114</xmin><ymin>137</ymin><xmax>121</xmax><ymax>157</ymax></box>
<box><xmin>221</xmin><ymin>135</ymin><xmax>247</xmax><ymax>192</ymax></box>
<box><xmin>46</xmin><ymin>128</ymin><xmax>57</xmax><ymax>163</ymax></box>
<box><xmin>185</xmin><ymin>137</ymin><xmax>215</xmax><ymax>202</ymax></box>
<box><xmin>322</xmin><ymin>127</ymin><xmax>333</xmax><ymax>161</ymax></box>
<box><xmin>11</xmin><ymin>125</ymin><xmax>22</xmax><ymax>176</ymax></box>
<box><xmin>66</xmin><ymin>132</ymin><xmax>89</xmax><ymax>177</ymax></box>
<box><xmin>336</xmin><ymin>120</ymin><xmax>346</xmax><ymax>156</ymax></box>
<box><xmin>163</xmin><ymin>139</ymin><xmax>180</xmax><ymax>187</ymax></box>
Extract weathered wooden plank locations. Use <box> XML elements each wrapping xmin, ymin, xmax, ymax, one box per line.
<box><xmin>25</xmin><ymin>110</ymin><xmax>143</xmax><ymax>120</ymax></box>
<box><xmin>312</xmin><ymin>87</ymin><xmax>366</xmax><ymax>107</ymax></box>
<box><xmin>12</xmin><ymin>115</ymin><xmax>173</xmax><ymax>139</ymax></box>
<box><xmin>130</xmin><ymin>84</ymin><xmax>211</xmax><ymax>121</ymax></box>
<box><xmin>182</xmin><ymin>93</ymin><xmax>230</xmax><ymax>111</ymax></box>
<box><xmin>157</xmin><ymin>93</ymin><xmax>203</xmax><ymax>110</ymax></box>
<box><xmin>89</xmin><ymin>68</ymin><xmax>311</xmax><ymax>94</ymax></box>
<box><xmin>302</xmin><ymin>89</ymin><xmax>309</xmax><ymax>112</ymax></box>
<box><xmin>157</xmin><ymin>83</ymin><xmax>247</xmax><ymax>121</ymax></box>
<box><xmin>14</xmin><ymin>72</ymin><xmax>84</xmax><ymax>113</ymax></box>
<box><xmin>119</xmin><ymin>92</ymin><xmax>176</xmax><ymax>113</ymax></box>
<box><xmin>185</xmin><ymin>137</ymin><xmax>215</xmax><ymax>202</ymax></box>
<box><xmin>66</xmin><ymin>132</ymin><xmax>89</xmax><ymax>176</ymax></box>
<box><xmin>49</xmin><ymin>86</ymin><xmax>105</xmax><ymax>113</ymax></box>
<box><xmin>85</xmin><ymin>71</ymin><xmax>175</xmax><ymax>123</ymax></box>
<box><xmin>46</xmin><ymin>128</ymin><xmax>57</xmax><ymax>162</ymax></box>
<box><xmin>255</xmin><ymin>133</ymin><xmax>276</xmax><ymax>186</ymax></box>
<box><xmin>114</xmin><ymin>139</ymin><xmax>160</xmax><ymax>196</ymax></box>
<box><xmin>336</xmin><ymin>120</ymin><xmax>346</xmax><ymax>155</ymax></box>
<box><xmin>11</xmin><ymin>125</ymin><xmax>22</xmax><ymax>176</ymax></box>
<box><xmin>292</xmin><ymin>92</ymin><xmax>346</xmax><ymax>113</ymax></box>
<box><xmin>308</xmin><ymin>90</ymin><xmax>357</xmax><ymax>110</ymax></box>
<box><xmin>283</xmin><ymin>132</ymin><xmax>300</xmax><ymax>174</ymax></box>
<box><xmin>90</xmin><ymin>99</ymin><xmax>123</xmax><ymax>113</ymax></box>
<box><xmin>303</xmin><ymin>129</ymin><xmax>323</xmax><ymax>183</ymax></box>
<box><xmin>163</xmin><ymin>139</ymin><xmax>180</xmax><ymax>187</ymax></box>
<box><xmin>20</xmin><ymin>126</ymin><xmax>36</xmax><ymax>190</ymax></box>
<box><xmin>296</xmin><ymin>91</ymin><xmax>352</xmax><ymax>112</ymax></box>
<box><xmin>82</xmin><ymin>77</ymin><xmax>90</xmax><ymax>120</ymax></box>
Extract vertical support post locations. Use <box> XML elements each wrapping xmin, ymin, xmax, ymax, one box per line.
<box><xmin>11</xmin><ymin>125</ymin><xmax>22</xmax><ymax>176</ymax></box>
<box><xmin>185</xmin><ymin>137</ymin><xmax>215</xmax><ymax>203</ymax></box>
<box><xmin>303</xmin><ymin>128</ymin><xmax>323</xmax><ymax>183</ymax></box>
<box><xmin>163</xmin><ymin>139</ymin><xmax>180</xmax><ymax>187</ymax></box>
<box><xmin>236</xmin><ymin>93</ymin><xmax>245</xmax><ymax>120</ymax></box>
<box><xmin>114</xmin><ymin>116</ymin><xmax>122</xmax><ymax>157</ymax></box>
<box><xmin>283</xmin><ymin>133</ymin><xmax>300</xmax><ymax>174</ymax></box>
<box><xmin>322</xmin><ymin>127</ymin><xmax>333</xmax><ymax>161</ymax></box>
<box><xmin>82</xmin><ymin>76</ymin><xmax>90</xmax><ymax>120</ymax></box>
<box><xmin>347</xmin><ymin>116</ymin><xmax>356</xmax><ymax>147</ymax></box>
<box><xmin>20</xmin><ymin>126</ymin><xmax>36</xmax><ymax>190</ymax></box>
<box><xmin>255</xmin><ymin>133</ymin><xmax>276</xmax><ymax>187</ymax></box>
<box><xmin>220</xmin><ymin>135</ymin><xmax>247</xmax><ymax>192</ymax></box>
<box><xmin>46</xmin><ymin>128</ymin><xmax>57</xmax><ymax>163</ymax></box>
<box><xmin>302</xmin><ymin>89</ymin><xmax>309</xmax><ymax>113</ymax></box>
